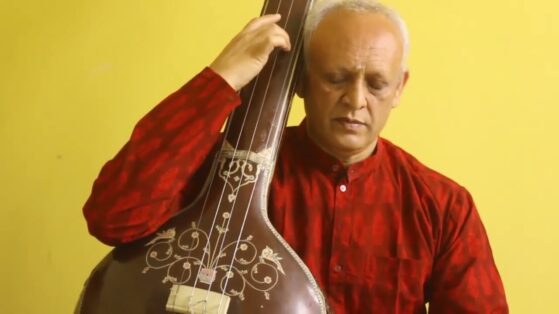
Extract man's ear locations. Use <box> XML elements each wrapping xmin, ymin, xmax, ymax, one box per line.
<box><xmin>392</xmin><ymin>70</ymin><xmax>410</xmax><ymax>108</ymax></box>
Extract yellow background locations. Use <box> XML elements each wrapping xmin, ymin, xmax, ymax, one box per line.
<box><xmin>1</xmin><ymin>0</ymin><xmax>557</xmax><ymax>312</ymax></box>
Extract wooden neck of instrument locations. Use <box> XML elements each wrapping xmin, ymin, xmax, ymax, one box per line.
<box><xmin>224</xmin><ymin>0</ymin><xmax>313</xmax><ymax>158</ymax></box>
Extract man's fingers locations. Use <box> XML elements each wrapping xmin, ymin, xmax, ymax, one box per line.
<box><xmin>269</xmin><ymin>32</ymin><xmax>291</xmax><ymax>51</ymax></box>
<box><xmin>210</xmin><ymin>14</ymin><xmax>291</xmax><ymax>91</ymax></box>
<box><xmin>271</xmin><ymin>23</ymin><xmax>291</xmax><ymax>50</ymax></box>
<box><xmin>255</xmin><ymin>23</ymin><xmax>291</xmax><ymax>51</ymax></box>
<box><xmin>244</xmin><ymin>13</ymin><xmax>282</xmax><ymax>32</ymax></box>
<box><xmin>244</xmin><ymin>15</ymin><xmax>291</xmax><ymax>51</ymax></box>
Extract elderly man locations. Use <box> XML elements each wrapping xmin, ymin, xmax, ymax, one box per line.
<box><xmin>84</xmin><ymin>0</ymin><xmax>508</xmax><ymax>312</ymax></box>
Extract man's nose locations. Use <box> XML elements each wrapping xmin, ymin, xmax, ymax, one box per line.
<box><xmin>343</xmin><ymin>81</ymin><xmax>367</xmax><ymax>109</ymax></box>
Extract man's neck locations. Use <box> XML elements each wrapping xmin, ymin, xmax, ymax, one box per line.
<box><xmin>308</xmin><ymin>133</ymin><xmax>378</xmax><ymax>167</ymax></box>
<box><xmin>337</xmin><ymin>139</ymin><xmax>378</xmax><ymax>166</ymax></box>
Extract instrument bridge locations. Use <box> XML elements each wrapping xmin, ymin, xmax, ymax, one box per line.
<box><xmin>166</xmin><ymin>284</ymin><xmax>230</xmax><ymax>314</ymax></box>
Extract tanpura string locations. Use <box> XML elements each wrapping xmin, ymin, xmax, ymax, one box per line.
<box><xmin>179</xmin><ymin>0</ymin><xmax>303</xmax><ymax>310</ymax></box>
<box><xmin>173</xmin><ymin>109</ymin><xmax>236</xmax><ymax>287</ymax></box>
<box><xmin>186</xmin><ymin>48</ymin><xmax>265</xmax><ymax>303</ymax></box>
<box><xmin>209</xmin><ymin>0</ymin><xmax>288</xmax><ymax>307</ymax></box>
<box><xmin>186</xmin><ymin>76</ymin><xmax>262</xmax><ymax>309</ymax></box>
<box><xmin>185</xmin><ymin>0</ymin><xmax>276</xmax><ymax>308</ymax></box>
<box><xmin>172</xmin><ymin>93</ymin><xmax>245</xmax><ymax>307</ymax></box>
<box><xmin>217</xmin><ymin>0</ymin><xmax>303</xmax><ymax>311</ymax></box>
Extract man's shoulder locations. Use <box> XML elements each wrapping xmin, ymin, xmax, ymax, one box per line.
<box><xmin>280</xmin><ymin>125</ymin><xmax>303</xmax><ymax>150</ymax></box>
<box><xmin>379</xmin><ymin>137</ymin><xmax>470</xmax><ymax>199</ymax></box>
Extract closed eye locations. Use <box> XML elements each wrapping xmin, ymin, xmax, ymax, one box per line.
<box><xmin>367</xmin><ymin>77</ymin><xmax>388</xmax><ymax>92</ymax></box>
<box><xmin>326</xmin><ymin>75</ymin><xmax>346</xmax><ymax>85</ymax></box>
<box><xmin>368</xmin><ymin>81</ymin><xmax>387</xmax><ymax>90</ymax></box>
<box><xmin>323</xmin><ymin>71</ymin><xmax>351</xmax><ymax>85</ymax></box>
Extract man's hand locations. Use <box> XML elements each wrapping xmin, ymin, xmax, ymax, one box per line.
<box><xmin>209</xmin><ymin>14</ymin><xmax>291</xmax><ymax>91</ymax></box>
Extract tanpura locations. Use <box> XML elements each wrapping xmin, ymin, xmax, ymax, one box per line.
<box><xmin>76</xmin><ymin>0</ymin><xmax>328</xmax><ymax>313</ymax></box>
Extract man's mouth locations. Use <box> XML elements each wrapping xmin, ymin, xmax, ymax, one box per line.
<box><xmin>333</xmin><ymin>117</ymin><xmax>365</xmax><ymax>129</ymax></box>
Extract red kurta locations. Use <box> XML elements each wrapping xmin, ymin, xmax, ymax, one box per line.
<box><xmin>84</xmin><ymin>68</ymin><xmax>508</xmax><ymax>313</ymax></box>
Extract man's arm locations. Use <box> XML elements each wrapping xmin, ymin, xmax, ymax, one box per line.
<box><xmin>83</xmin><ymin>14</ymin><xmax>292</xmax><ymax>246</ymax></box>
<box><xmin>83</xmin><ymin>68</ymin><xmax>240</xmax><ymax>245</ymax></box>
<box><xmin>427</xmin><ymin>189</ymin><xmax>508</xmax><ymax>313</ymax></box>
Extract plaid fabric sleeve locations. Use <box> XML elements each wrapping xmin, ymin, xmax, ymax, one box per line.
<box><xmin>428</xmin><ymin>189</ymin><xmax>509</xmax><ymax>313</ymax></box>
<box><xmin>83</xmin><ymin>68</ymin><xmax>240</xmax><ymax>245</ymax></box>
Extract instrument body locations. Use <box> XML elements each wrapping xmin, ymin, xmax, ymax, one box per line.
<box><xmin>77</xmin><ymin>0</ymin><xmax>327</xmax><ymax>313</ymax></box>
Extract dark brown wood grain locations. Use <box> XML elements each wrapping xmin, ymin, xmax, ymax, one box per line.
<box><xmin>77</xmin><ymin>1</ymin><xmax>327</xmax><ymax>313</ymax></box>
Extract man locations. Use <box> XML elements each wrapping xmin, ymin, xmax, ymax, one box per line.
<box><xmin>84</xmin><ymin>0</ymin><xmax>508</xmax><ymax>312</ymax></box>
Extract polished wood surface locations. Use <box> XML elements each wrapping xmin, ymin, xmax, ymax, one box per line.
<box><xmin>77</xmin><ymin>0</ymin><xmax>327</xmax><ymax>313</ymax></box>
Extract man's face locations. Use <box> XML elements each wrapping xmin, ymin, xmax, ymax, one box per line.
<box><xmin>300</xmin><ymin>9</ymin><xmax>408</xmax><ymax>162</ymax></box>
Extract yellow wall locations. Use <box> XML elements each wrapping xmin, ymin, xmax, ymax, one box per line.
<box><xmin>1</xmin><ymin>0</ymin><xmax>557</xmax><ymax>312</ymax></box>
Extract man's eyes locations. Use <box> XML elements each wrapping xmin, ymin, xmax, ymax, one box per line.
<box><xmin>367</xmin><ymin>77</ymin><xmax>389</xmax><ymax>91</ymax></box>
<box><xmin>323</xmin><ymin>74</ymin><xmax>388</xmax><ymax>91</ymax></box>
<box><xmin>368</xmin><ymin>81</ymin><xmax>387</xmax><ymax>90</ymax></box>
<box><xmin>325</xmin><ymin>75</ymin><xmax>346</xmax><ymax>84</ymax></box>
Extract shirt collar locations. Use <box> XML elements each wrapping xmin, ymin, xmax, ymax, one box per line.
<box><xmin>295</xmin><ymin>119</ymin><xmax>384</xmax><ymax>182</ymax></box>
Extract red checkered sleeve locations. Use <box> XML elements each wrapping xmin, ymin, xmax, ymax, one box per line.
<box><xmin>428</xmin><ymin>189</ymin><xmax>508</xmax><ymax>313</ymax></box>
<box><xmin>83</xmin><ymin>68</ymin><xmax>240</xmax><ymax>246</ymax></box>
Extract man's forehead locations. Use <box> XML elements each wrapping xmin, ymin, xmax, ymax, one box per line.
<box><xmin>314</xmin><ymin>8</ymin><xmax>396</xmax><ymax>31</ymax></box>
<box><xmin>311</xmin><ymin>10</ymin><xmax>402</xmax><ymax>48</ymax></box>
<box><xmin>308</xmin><ymin>8</ymin><xmax>404</xmax><ymax>70</ymax></box>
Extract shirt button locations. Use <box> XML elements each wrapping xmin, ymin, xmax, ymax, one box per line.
<box><xmin>334</xmin><ymin>265</ymin><xmax>343</xmax><ymax>272</ymax></box>
<box><xmin>339</xmin><ymin>184</ymin><xmax>347</xmax><ymax>192</ymax></box>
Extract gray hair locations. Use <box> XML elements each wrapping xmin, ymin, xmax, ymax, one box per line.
<box><xmin>303</xmin><ymin>0</ymin><xmax>410</xmax><ymax>69</ymax></box>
